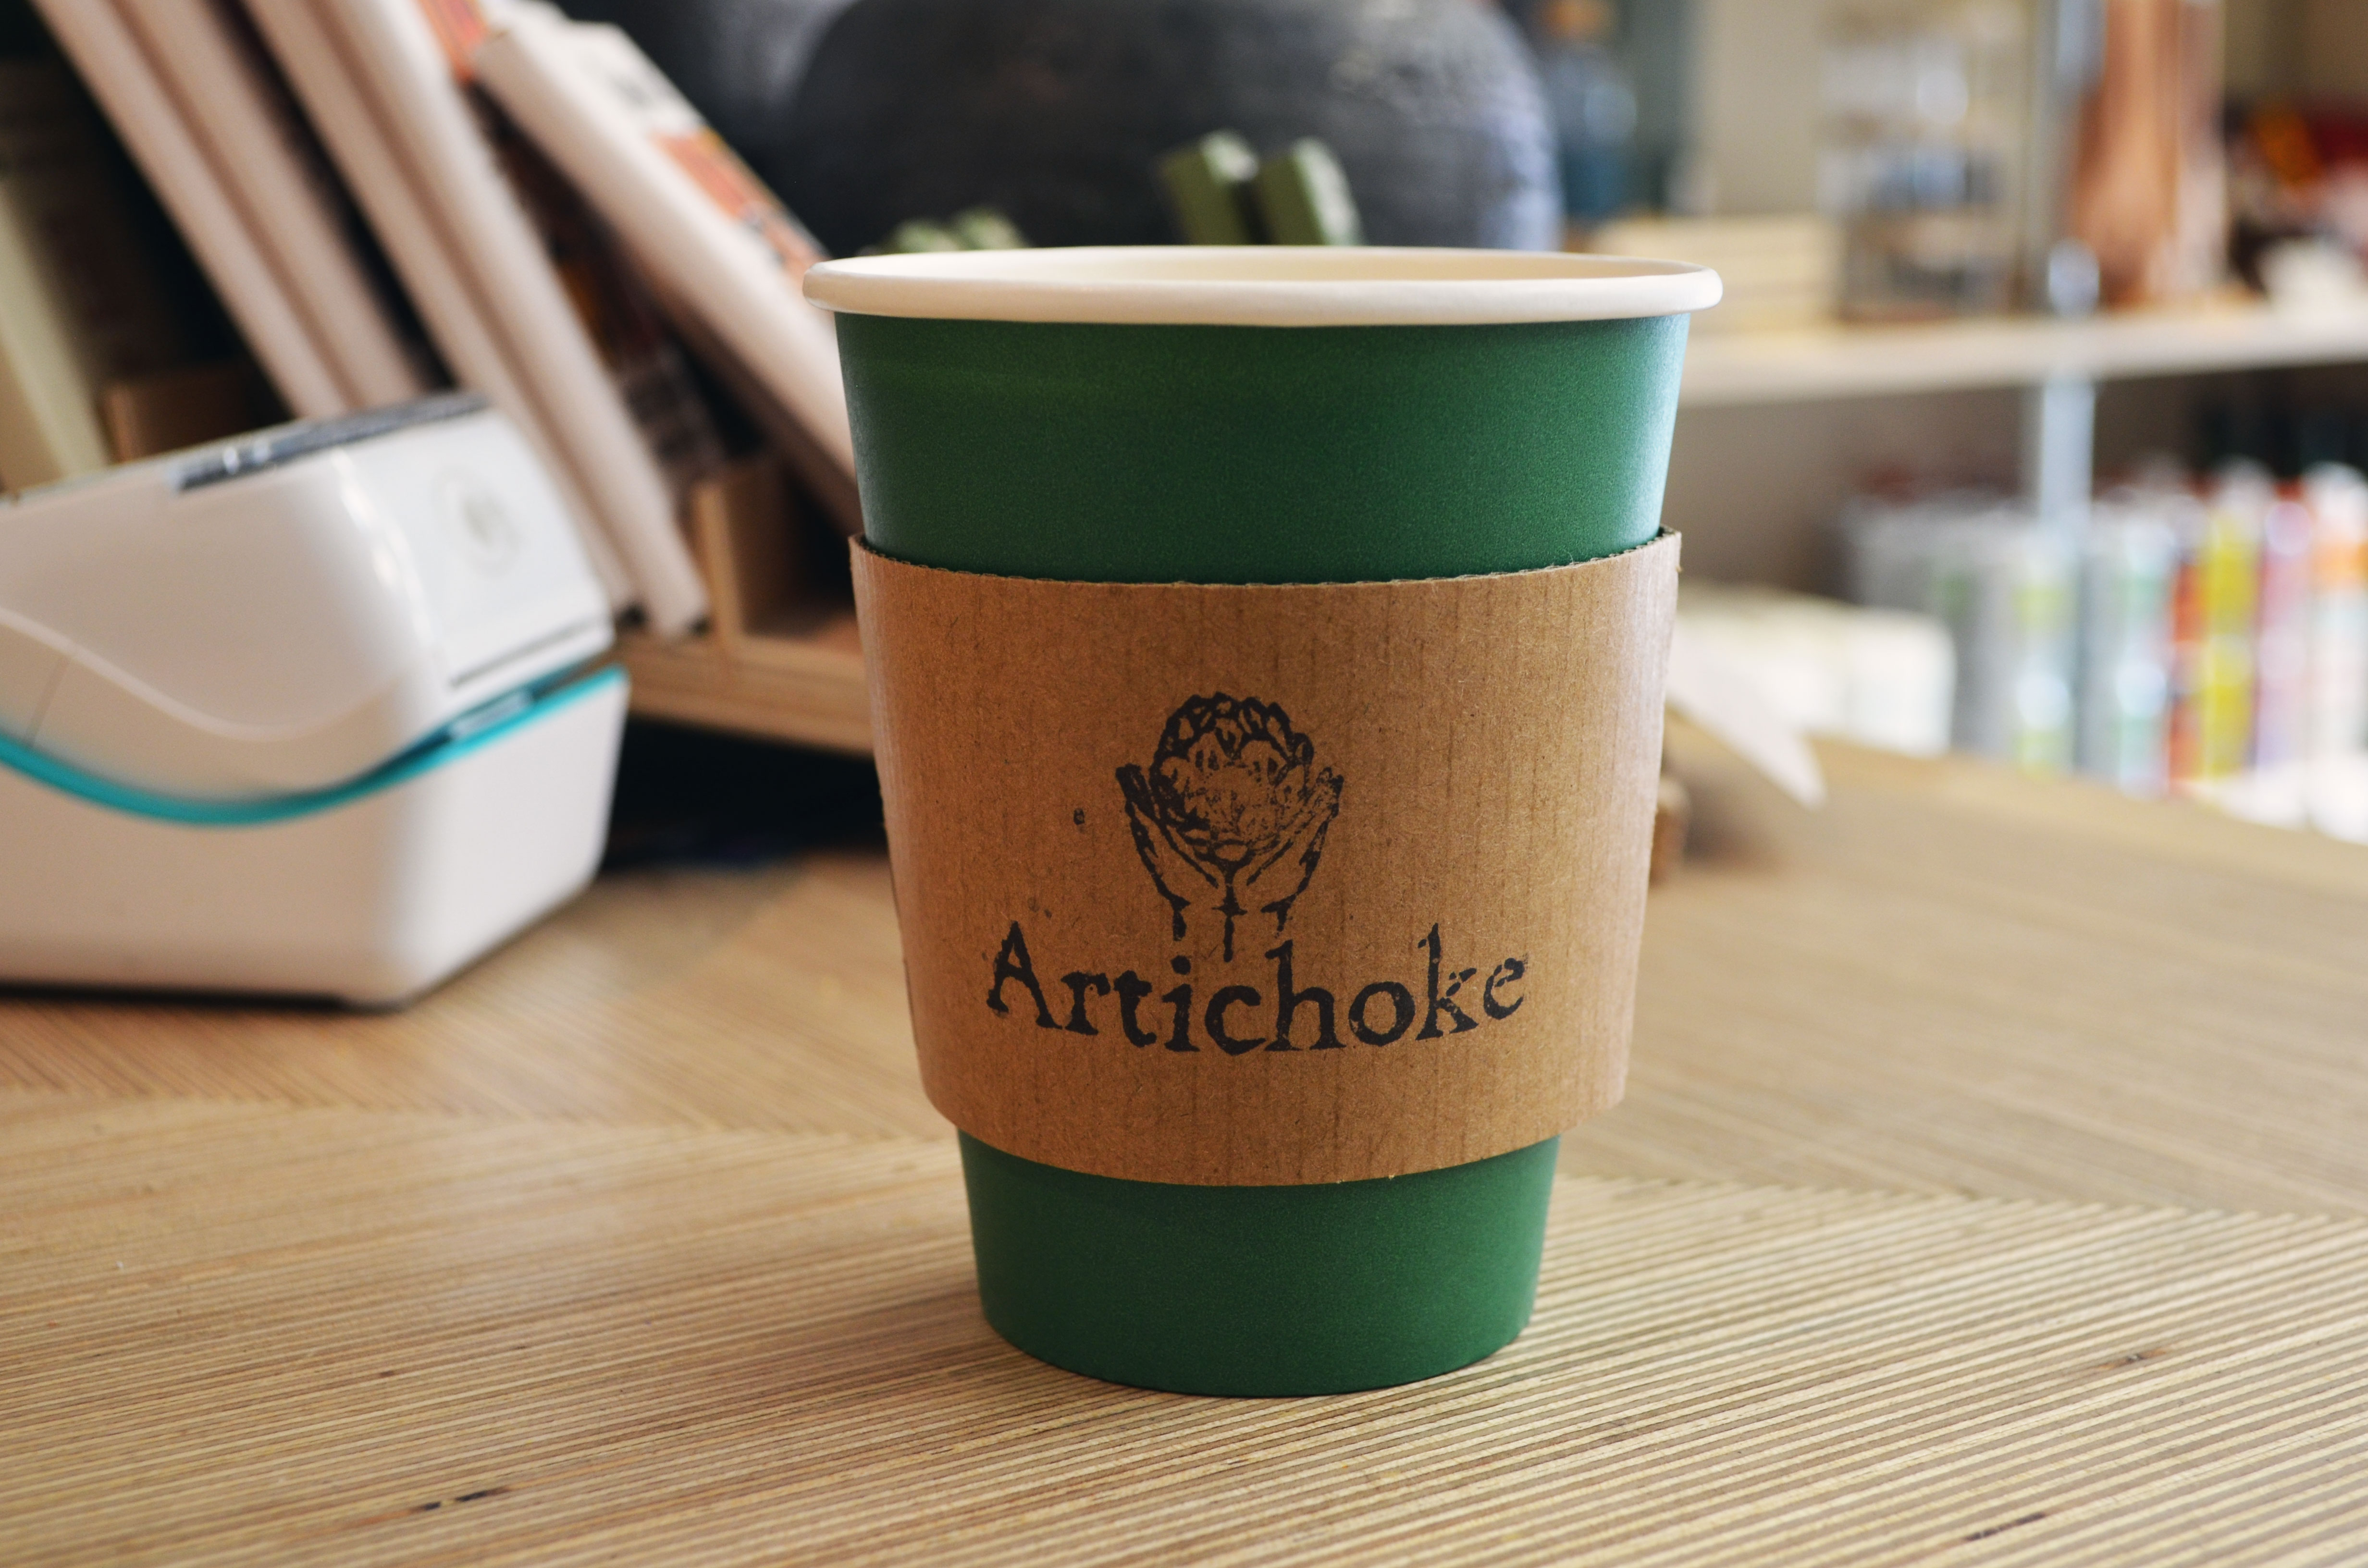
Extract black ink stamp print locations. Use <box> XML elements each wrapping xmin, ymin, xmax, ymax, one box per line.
<box><xmin>1114</xmin><ymin>694</ymin><xmax>1344</xmax><ymax>961</ymax></box>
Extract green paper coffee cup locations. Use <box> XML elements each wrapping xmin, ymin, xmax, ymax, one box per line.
<box><xmin>807</xmin><ymin>246</ymin><xmax>1717</xmax><ymax>1396</ymax></box>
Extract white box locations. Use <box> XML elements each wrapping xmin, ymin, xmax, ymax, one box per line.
<box><xmin>0</xmin><ymin>660</ymin><xmax>625</xmax><ymax>1007</ymax></box>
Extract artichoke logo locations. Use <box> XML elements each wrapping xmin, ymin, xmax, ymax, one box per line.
<box><xmin>1116</xmin><ymin>693</ymin><xmax>1344</xmax><ymax>961</ymax></box>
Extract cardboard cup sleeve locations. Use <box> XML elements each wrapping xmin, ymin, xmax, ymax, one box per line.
<box><xmin>852</xmin><ymin>532</ymin><xmax>1680</xmax><ymax>1187</ymax></box>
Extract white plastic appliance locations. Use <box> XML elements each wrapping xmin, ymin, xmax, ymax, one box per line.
<box><xmin>0</xmin><ymin>393</ymin><xmax>628</xmax><ymax>1004</ymax></box>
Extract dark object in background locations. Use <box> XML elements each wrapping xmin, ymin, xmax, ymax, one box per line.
<box><xmin>771</xmin><ymin>0</ymin><xmax>1559</xmax><ymax>254</ymax></box>
<box><xmin>1498</xmin><ymin>0</ymin><xmax>1687</xmax><ymax>214</ymax></box>
<box><xmin>1529</xmin><ymin>0</ymin><xmax>1634</xmax><ymax>224</ymax></box>
<box><xmin>873</xmin><ymin>206</ymin><xmax>1029</xmax><ymax>253</ymax></box>
<box><xmin>559</xmin><ymin>0</ymin><xmax>861</xmax><ymax>182</ymax></box>
<box><xmin>604</xmin><ymin>721</ymin><xmax>882</xmax><ymax>869</ymax></box>
<box><xmin>2190</xmin><ymin>366</ymin><xmax>2368</xmax><ymax>480</ymax></box>
<box><xmin>0</xmin><ymin>0</ymin><xmax>50</xmax><ymax>56</ymax></box>
<box><xmin>1159</xmin><ymin>131</ymin><xmax>1262</xmax><ymax>244</ymax></box>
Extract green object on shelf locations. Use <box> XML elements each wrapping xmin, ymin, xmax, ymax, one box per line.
<box><xmin>875</xmin><ymin>208</ymin><xmax>1029</xmax><ymax>256</ymax></box>
<box><xmin>946</xmin><ymin>206</ymin><xmax>1027</xmax><ymax>250</ymax></box>
<box><xmin>1253</xmin><ymin>137</ymin><xmax>1363</xmax><ymax>245</ymax></box>
<box><xmin>881</xmin><ymin>218</ymin><xmax>962</xmax><ymax>254</ymax></box>
<box><xmin>821</xmin><ymin>251</ymin><xmax>1702</xmax><ymax>1394</ymax></box>
<box><xmin>1158</xmin><ymin>131</ymin><xmax>1261</xmax><ymax>245</ymax></box>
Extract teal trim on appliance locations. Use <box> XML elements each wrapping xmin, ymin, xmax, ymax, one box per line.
<box><xmin>0</xmin><ymin>664</ymin><xmax>625</xmax><ymax>828</ymax></box>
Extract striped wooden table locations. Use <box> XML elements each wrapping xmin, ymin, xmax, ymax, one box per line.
<box><xmin>6</xmin><ymin>736</ymin><xmax>2367</xmax><ymax>1564</ymax></box>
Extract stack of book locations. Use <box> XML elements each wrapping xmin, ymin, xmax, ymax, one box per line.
<box><xmin>4</xmin><ymin>0</ymin><xmax>855</xmax><ymax>653</ymax></box>
<box><xmin>0</xmin><ymin>32</ymin><xmax>258</xmax><ymax>490</ymax></box>
<box><xmin>1845</xmin><ymin>466</ymin><xmax>2368</xmax><ymax>841</ymax></box>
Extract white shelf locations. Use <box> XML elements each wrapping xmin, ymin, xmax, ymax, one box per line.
<box><xmin>1679</xmin><ymin>303</ymin><xmax>2368</xmax><ymax>408</ymax></box>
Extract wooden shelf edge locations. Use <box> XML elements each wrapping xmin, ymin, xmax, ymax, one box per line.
<box><xmin>616</xmin><ymin>625</ymin><xmax>872</xmax><ymax>756</ymax></box>
<box><xmin>1679</xmin><ymin>303</ymin><xmax>2368</xmax><ymax>408</ymax></box>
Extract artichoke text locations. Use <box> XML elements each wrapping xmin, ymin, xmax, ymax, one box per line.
<box><xmin>985</xmin><ymin>920</ymin><xmax>1527</xmax><ymax>1054</ymax></box>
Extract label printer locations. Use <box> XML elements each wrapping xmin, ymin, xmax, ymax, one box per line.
<box><xmin>0</xmin><ymin>394</ymin><xmax>629</xmax><ymax>1004</ymax></box>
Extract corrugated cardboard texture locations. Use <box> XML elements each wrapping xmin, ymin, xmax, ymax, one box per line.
<box><xmin>853</xmin><ymin>534</ymin><xmax>1679</xmax><ymax>1186</ymax></box>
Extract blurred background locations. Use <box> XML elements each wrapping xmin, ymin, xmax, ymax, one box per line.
<box><xmin>15</xmin><ymin>0</ymin><xmax>2368</xmax><ymax>858</ymax></box>
<box><xmin>558</xmin><ymin>0</ymin><xmax>2368</xmax><ymax>842</ymax></box>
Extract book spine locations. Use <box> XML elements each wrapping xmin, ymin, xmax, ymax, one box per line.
<box><xmin>2251</xmin><ymin>492</ymin><xmax>2316</xmax><ymax>779</ymax></box>
<box><xmin>471</xmin><ymin>15</ymin><xmax>854</xmax><ymax>477</ymax></box>
<box><xmin>240</xmin><ymin>0</ymin><xmax>635</xmax><ymax>611</ymax></box>
<box><xmin>2004</xmin><ymin>528</ymin><xmax>2076</xmax><ymax>776</ymax></box>
<box><xmin>0</xmin><ymin>170</ymin><xmax>113</xmax><ymax>485</ymax></box>
<box><xmin>2076</xmin><ymin>511</ymin><xmax>2175</xmax><ymax>796</ymax></box>
<box><xmin>2192</xmin><ymin>481</ymin><xmax>2262</xmax><ymax>783</ymax></box>
<box><xmin>114</xmin><ymin>0</ymin><xmax>430</xmax><ymax>409</ymax></box>
<box><xmin>31</xmin><ymin>0</ymin><xmax>349</xmax><ymax>418</ymax></box>
<box><xmin>2306</xmin><ymin>466</ymin><xmax>2368</xmax><ymax>766</ymax></box>
<box><xmin>327</xmin><ymin>0</ymin><xmax>703</xmax><ymax>632</ymax></box>
<box><xmin>0</xmin><ymin>59</ymin><xmax>186</xmax><ymax>485</ymax></box>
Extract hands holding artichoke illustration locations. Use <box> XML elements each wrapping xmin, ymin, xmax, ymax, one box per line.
<box><xmin>1116</xmin><ymin>694</ymin><xmax>1344</xmax><ymax>962</ymax></box>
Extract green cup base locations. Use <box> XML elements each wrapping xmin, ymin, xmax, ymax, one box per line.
<box><xmin>960</xmin><ymin>1133</ymin><xmax>1558</xmax><ymax>1397</ymax></box>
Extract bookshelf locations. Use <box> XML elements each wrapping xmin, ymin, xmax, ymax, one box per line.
<box><xmin>617</xmin><ymin>452</ymin><xmax>870</xmax><ymax>751</ymax></box>
<box><xmin>619</xmin><ymin>611</ymin><xmax>869</xmax><ymax>755</ymax></box>
<box><xmin>638</xmin><ymin>302</ymin><xmax>2368</xmax><ymax>758</ymax></box>
<box><xmin>1679</xmin><ymin>301</ymin><xmax>2368</xmax><ymax>408</ymax></box>
<box><xmin>33</xmin><ymin>0</ymin><xmax>2368</xmax><ymax>767</ymax></box>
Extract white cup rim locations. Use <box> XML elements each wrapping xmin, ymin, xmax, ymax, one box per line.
<box><xmin>803</xmin><ymin>245</ymin><xmax>1723</xmax><ymax>328</ymax></box>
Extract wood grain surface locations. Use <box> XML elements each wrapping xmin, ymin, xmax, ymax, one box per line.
<box><xmin>5</xmin><ymin>741</ymin><xmax>2364</xmax><ymax>1214</ymax></box>
<box><xmin>5</xmin><ymin>1090</ymin><xmax>2365</xmax><ymax>1567</ymax></box>
<box><xmin>7</xmin><ymin>737</ymin><xmax>2368</xmax><ymax>1563</ymax></box>
<box><xmin>1572</xmin><ymin>732</ymin><xmax>2368</xmax><ymax>1215</ymax></box>
<box><xmin>0</xmin><ymin>853</ymin><xmax>940</xmax><ymax>1141</ymax></box>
